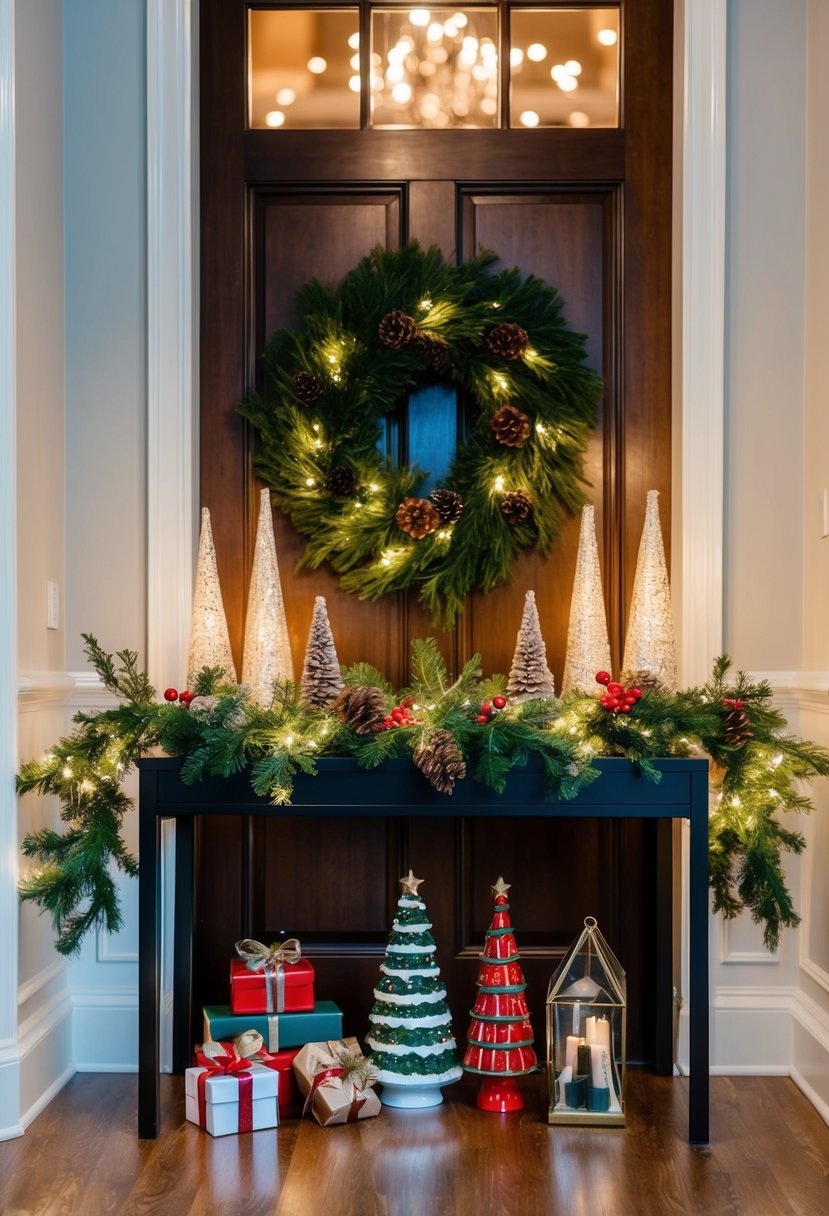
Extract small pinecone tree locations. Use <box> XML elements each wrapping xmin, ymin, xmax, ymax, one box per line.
<box><xmin>396</xmin><ymin>496</ymin><xmax>440</xmax><ymax>539</ymax></box>
<box><xmin>367</xmin><ymin>871</ymin><xmax>463</xmax><ymax>1091</ymax></box>
<box><xmin>429</xmin><ymin>489</ymin><xmax>464</xmax><ymax>525</ymax></box>
<box><xmin>507</xmin><ymin>590</ymin><xmax>556</xmax><ymax>703</ymax></box>
<box><xmin>292</xmin><ymin>369</ymin><xmax>324</xmax><ymax>405</ymax></box>
<box><xmin>300</xmin><ymin>596</ymin><xmax>344</xmax><ymax>708</ymax></box>
<box><xmin>491</xmin><ymin>405</ymin><xmax>531</xmax><ymax>448</ymax></box>
<box><xmin>413</xmin><ymin>729</ymin><xmax>466</xmax><ymax>795</ymax></box>
<box><xmin>722</xmin><ymin>698</ymin><xmax>753</xmax><ymax>748</ymax></box>
<box><xmin>378</xmin><ymin>310</ymin><xmax>418</xmax><ymax>349</ymax></box>
<box><xmin>486</xmin><ymin>322</ymin><xmax>529</xmax><ymax>360</ymax></box>
<box><xmin>500</xmin><ymin>490</ymin><xmax>532</xmax><ymax>526</ymax></box>
<box><xmin>334</xmin><ymin>685</ymin><xmax>388</xmax><ymax>734</ymax></box>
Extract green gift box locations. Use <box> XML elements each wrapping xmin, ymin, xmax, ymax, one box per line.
<box><xmin>203</xmin><ymin>1001</ymin><xmax>343</xmax><ymax>1053</ymax></box>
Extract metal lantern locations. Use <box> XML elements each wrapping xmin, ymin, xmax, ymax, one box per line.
<box><xmin>546</xmin><ymin>916</ymin><xmax>626</xmax><ymax>1126</ymax></box>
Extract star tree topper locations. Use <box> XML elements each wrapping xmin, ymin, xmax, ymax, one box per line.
<box><xmin>491</xmin><ymin>876</ymin><xmax>511</xmax><ymax>898</ymax></box>
<box><xmin>400</xmin><ymin>869</ymin><xmax>425</xmax><ymax>897</ymax></box>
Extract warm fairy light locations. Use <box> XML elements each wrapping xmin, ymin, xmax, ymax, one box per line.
<box><xmin>731</xmin><ymin>796</ymin><xmax>741</xmax><ymax>807</ymax></box>
<box><xmin>437</xmin><ymin>529</ymin><xmax>451</xmax><ymax>540</ymax></box>
<box><xmin>305</xmin><ymin>478</ymin><xmax>315</xmax><ymax>487</ymax></box>
<box><xmin>452</xmin><ymin>11</ymin><xmax>468</xmax><ymax>27</ymax></box>
<box><xmin>80</xmin><ymin>779</ymin><xmax>94</xmax><ymax>794</ymax></box>
<box><xmin>265</xmin><ymin>111</ymin><xmax>286</xmax><ymax>128</ymax></box>
<box><xmin>314</xmin><ymin>439</ymin><xmax>323</xmax><ymax>449</ymax></box>
<box><xmin>62</xmin><ymin>766</ymin><xmax>73</xmax><ymax>779</ymax></box>
<box><xmin>770</xmin><ymin>752</ymin><xmax>783</xmax><ymax>768</ymax></box>
<box><xmin>369</xmin><ymin>483</ymin><xmax>379</xmax><ymax>493</ymax></box>
<box><xmin>565</xmin><ymin>60</ymin><xmax>582</xmax><ymax>76</ymax></box>
<box><xmin>410</xmin><ymin>9</ymin><xmax>430</xmax><ymax>27</ymax></box>
<box><xmin>382</xmin><ymin>557</ymin><xmax>391</xmax><ymax>567</ymax></box>
<box><xmin>386</xmin><ymin>63</ymin><xmax>405</xmax><ymax>85</ymax></box>
<box><xmin>557</xmin><ymin>74</ymin><xmax>578</xmax><ymax>93</ymax></box>
<box><xmin>427</xmin><ymin>22</ymin><xmax>444</xmax><ymax>43</ymax></box>
<box><xmin>312</xmin><ymin>422</ymin><xmax>320</xmax><ymax>431</ymax></box>
<box><xmin>527</xmin><ymin>43</ymin><xmax>547</xmax><ymax>62</ymax></box>
<box><xmin>348</xmin><ymin>32</ymin><xmax>360</xmax><ymax>50</ymax></box>
<box><xmin>349</xmin><ymin>76</ymin><xmax>361</xmax><ymax>94</ymax></box>
<box><xmin>307</xmin><ymin>57</ymin><xmax>327</xmax><ymax>74</ymax></box>
<box><xmin>551</xmin><ymin>64</ymin><xmax>566</xmax><ymax>81</ymax></box>
<box><xmin>536</xmin><ymin>422</ymin><xmax>546</xmax><ymax>435</ymax></box>
<box><xmin>420</xmin><ymin>297</ymin><xmax>433</xmax><ymax>310</ymax></box>
<box><xmin>768</xmin><ymin>788</ymin><xmax>780</xmax><ymax>800</ymax></box>
<box><xmin>350</xmin><ymin>53</ymin><xmax>361</xmax><ymax>72</ymax></box>
<box><xmin>568</xmin><ymin>112</ymin><xmax>590</xmax><ymax>128</ymax></box>
<box><xmin>275</xmin><ymin>88</ymin><xmax>296</xmax><ymax>106</ymax></box>
<box><xmin>308</xmin><ymin>740</ymin><xmax>318</xmax><ymax>749</ymax></box>
<box><xmin>494</xmin><ymin>474</ymin><xmax>505</xmax><ymax>492</ymax></box>
<box><xmin>598</xmin><ymin>28</ymin><xmax>618</xmax><ymax>47</ymax></box>
<box><xmin>510</xmin><ymin>48</ymin><xmax>524</xmax><ymax>68</ymax></box>
<box><xmin>392</xmin><ymin>82</ymin><xmax>413</xmax><ymax>103</ymax></box>
<box><xmin>284</xmin><ymin>735</ymin><xmax>294</xmax><ymax>747</ymax></box>
<box><xmin>519</xmin><ymin>110</ymin><xmax>540</xmax><ymax>128</ymax></box>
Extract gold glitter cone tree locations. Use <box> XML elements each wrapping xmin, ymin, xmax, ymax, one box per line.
<box><xmin>300</xmin><ymin>596</ymin><xmax>344</xmax><ymax>708</ymax></box>
<box><xmin>561</xmin><ymin>505</ymin><xmax>612</xmax><ymax>696</ymax></box>
<box><xmin>187</xmin><ymin>507</ymin><xmax>237</xmax><ymax>687</ymax></box>
<box><xmin>622</xmin><ymin>490</ymin><xmax>677</xmax><ymax>693</ymax></box>
<box><xmin>507</xmin><ymin>590</ymin><xmax>556</xmax><ymax>703</ymax></box>
<box><xmin>241</xmin><ymin>488</ymin><xmax>294</xmax><ymax>706</ymax></box>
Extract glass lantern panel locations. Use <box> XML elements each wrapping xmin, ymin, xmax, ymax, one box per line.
<box><xmin>370</xmin><ymin>8</ymin><xmax>499</xmax><ymax>129</ymax></box>
<box><xmin>249</xmin><ymin>9</ymin><xmax>361</xmax><ymax>130</ymax></box>
<box><xmin>510</xmin><ymin>8</ymin><xmax>620</xmax><ymax>129</ymax></box>
<box><xmin>547</xmin><ymin>998</ymin><xmax>625</xmax><ymax>1121</ymax></box>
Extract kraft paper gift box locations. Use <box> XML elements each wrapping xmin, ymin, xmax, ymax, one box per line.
<box><xmin>203</xmin><ymin>1000</ymin><xmax>343</xmax><ymax>1052</ymax></box>
<box><xmin>185</xmin><ymin>1042</ymin><xmax>278</xmax><ymax>1137</ymax></box>
<box><xmin>292</xmin><ymin>1037</ymin><xmax>381</xmax><ymax>1127</ymax></box>
<box><xmin>231</xmin><ymin>938</ymin><xmax>315</xmax><ymax>1015</ymax></box>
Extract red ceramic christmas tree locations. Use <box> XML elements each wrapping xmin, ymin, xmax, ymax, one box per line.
<box><xmin>463</xmin><ymin>877</ymin><xmax>537</xmax><ymax>1111</ymax></box>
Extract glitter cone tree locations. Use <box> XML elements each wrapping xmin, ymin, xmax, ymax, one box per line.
<box><xmin>506</xmin><ymin>590</ymin><xmax>556</xmax><ymax>703</ymax></box>
<box><xmin>622</xmin><ymin>489</ymin><xmax>677</xmax><ymax>693</ymax></box>
<box><xmin>367</xmin><ymin>870</ymin><xmax>462</xmax><ymax>1108</ymax></box>
<box><xmin>561</xmin><ymin>505</ymin><xmax>612</xmax><ymax>696</ymax></box>
<box><xmin>463</xmin><ymin>877</ymin><xmax>538</xmax><ymax>1112</ymax></box>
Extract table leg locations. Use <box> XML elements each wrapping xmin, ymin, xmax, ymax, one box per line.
<box><xmin>654</xmin><ymin>818</ymin><xmax>674</xmax><ymax>1075</ymax></box>
<box><xmin>138</xmin><ymin>769</ymin><xmax>161</xmax><ymax>1139</ymax></box>
<box><xmin>688</xmin><ymin>769</ymin><xmax>710</xmax><ymax>1145</ymax></box>
<box><xmin>173</xmin><ymin>816</ymin><xmax>194</xmax><ymax>1072</ymax></box>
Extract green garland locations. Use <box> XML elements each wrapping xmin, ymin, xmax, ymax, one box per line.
<box><xmin>238</xmin><ymin>243</ymin><xmax>601</xmax><ymax>628</ymax></box>
<box><xmin>17</xmin><ymin>638</ymin><xmax>829</xmax><ymax>957</ymax></box>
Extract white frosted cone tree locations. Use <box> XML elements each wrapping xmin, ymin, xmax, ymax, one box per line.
<box><xmin>241</xmin><ymin>488</ymin><xmax>294</xmax><ymax>706</ymax></box>
<box><xmin>622</xmin><ymin>489</ymin><xmax>677</xmax><ymax>692</ymax></box>
<box><xmin>506</xmin><ymin>590</ymin><xmax>556</xmax><ymax>703</ymax></box>
<box><xmin>300</xmin><ymin>596</ymin><xmax>344</xmax><ymax>708</ymax></box>
<box><xmin>187</xmin><ymin>507</ymin><xmax>236</xmax><ymax>687</ymax></box>
<box><xmin>561</xmin><ymin>505</ymin><xmax>612</xmax><ymax>696</ymax></box>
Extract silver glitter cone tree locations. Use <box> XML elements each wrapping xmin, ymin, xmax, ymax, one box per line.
<box><xmin>187</xmin><ymin>507</ymin><xmax>236</xmax><ymax>687</ymax></box>
<box><xmin>367</xmin><ymin>870</ymin><xmax>462</xmax><ymax>1108</ymax></box>
<box><xmin>241</xmin><ymin>488</ymin><xmax>294</xmax><ymax>706</ymax></box>
<box><xmin>622</xmin><ymin>490</ymin><xmax>678</xmax><ymax>693</ymax></box>
<box><xmin>507</xmin><ymin>590</ymin><xmax>556</xmax><ymax>703</ymax></box>
<box><xmin>561</xmin><ymin>505</ymin><xmax>612</xmax><ymax>696</ymax></box>
<box><xmin>300</xmin><ymin>596</ymin><xmax>344</xmax><ymax>708</ymax></box>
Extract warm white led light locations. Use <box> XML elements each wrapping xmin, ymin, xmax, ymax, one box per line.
<box><xmin>350</xmin><ymin>53</ymin><xmax>360</xmax><ymax>71</ymax></box>
<box><xmin>275</xmin><ymin>88</ymin><xmax>296</xmax><ymax>106</ymax></box>
<box><xmin>410</xmin><ymin>9</ymin><xmax>431</xmax><ymax>27</ymax></box>
<box><xmin>510</xmin><ymin>47</ymin><xmax>524</xmax><ymax>67</ymax></box>
<box><xmin>557</xmin><ymin>73</ymin><xmax>578</xmax><ymax>92</ymax></box>
<box><xmin>265</xmin><ymin>110</ymin><xmax>285</xmax><ymax>128</ymax></box>
<box><xmin>597</xmin><ymin>28</ymin><xmax>618</xmax><ymax>47</ymax></box>
<box><xmin>348</xmin><ymin>32</ymin><xmax>360</xmax><ymax>50</ymax></box>
<box><xmin>348</xmin><ymin>75</ymin><xmax>361</xmax><ymax>93</ymax></box>
<box><xmin>392</xmin><ymin>81</ymin><xmax>413</xmax><ymax>103</ymax></box>
<box><xmin>564</xmin><ymin>59</ymin><xmax>582</xmax><ymax>76</ymax></box>
<box><xmin>519</xmin><ymin>110</ymin><xmax>539</xmax><ymax>127</ymax></box>
<box><xmin>527</xmin><ymin>43</ymin><xmax>547</xmax><ymax>62</ymax></box>
<box><xmin>307</xmin><ymin>56</ymin><xmax>327</xmax><ymax>74</ymax></box>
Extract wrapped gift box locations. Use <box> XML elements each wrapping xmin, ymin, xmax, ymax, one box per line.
<box><xmin>203</xmin><ymin>1001</ymin><xmax>343</xmax><ymax>1053</ymax></box>
<box><xmin>293</xmin><ymin>1037</ymin><xmax>381</xmax><ymax>1127</ymax></box>
<box><xmin>230</xmin><ymin>957</ymin><xmax>315</xmax><ymax>1015</ymax></box>
<box><xmin>253</xmin><ymin>1046</ymin><xmax>302</xmax><ymax>1118</ymax></box>
<box><xmin>185</xmin><ymin>1052</ymin><xmax>278</xmax><ymax>1137</ymax></box>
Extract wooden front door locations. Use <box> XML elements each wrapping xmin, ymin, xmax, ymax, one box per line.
<box><xmin>198</xmin><ymin>0</ymin><xmax>672</xmax><ymax>1063</ymax></box>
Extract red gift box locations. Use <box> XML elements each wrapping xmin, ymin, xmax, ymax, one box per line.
<box><xmin>231</xmin><ymin>939</ymin><xmax>315</xmax><ymax>1015</ymax></box>
<box><xmin>252</xmin><ymin>1046</ymin><xmax>302</xmax><ymax>1118</ymax></box>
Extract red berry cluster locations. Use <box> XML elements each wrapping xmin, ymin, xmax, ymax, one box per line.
<box><xmin>595</xmin><ymin>671</ymin><xmax>642</xmax><ymax>714</ymax></box>
<box><xmin>722</xmin><ymin>697</ymin><xmax>745</xmax><ymax>711</ymax></box>
<box><xmin>164</xmin><ymin>687</ymin><xmax>194</xmax><ymax>708</ymax></box>
<box><xmin>474</xmin><ymin>694</ymin><xmax>507</xmax><ymax>725</ymax></box>
<box><xmin>381</xmin><ymin>698</ymin><xmax>423</xmax><ymax>730</ymax></box>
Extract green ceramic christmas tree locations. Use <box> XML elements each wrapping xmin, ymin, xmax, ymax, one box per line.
<box><xmin>367</xmin><ymin>870</ymin><xmax>463</xmax><ymax>1108</ymax></box>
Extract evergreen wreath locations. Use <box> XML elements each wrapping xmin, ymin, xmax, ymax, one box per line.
<box><xmin>16</xmin><ymin>637</ymin><xmax>829</xmax><ymax>957</ymax></box>
<box><xmin>238</xmin><ymin>243</ymin><xmax>601</xmax><ymax>629</ymax></box>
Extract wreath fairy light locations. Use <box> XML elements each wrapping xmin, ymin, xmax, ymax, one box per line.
<box><xmin>239</xmin><ymin>242</ymin><xmax>602</xmax><ymax>627</ymax></box>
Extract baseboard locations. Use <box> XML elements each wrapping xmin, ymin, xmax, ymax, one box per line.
<box><xmin>790</xmin><ymin>1066</ymin><xmax>829</xmax><ymax>1126</ymax></box>
<box><xmin>0</xmin><ymin>1056</ymin><xmax>22</xmax><ymax>1141</ymax></box>
<box><xmin>19</xmin><ymin>1063</ymin><xmax>76</xmax><ymax>1129</ymax></box>
<box><xmin>16</xmin><ymin>991</ymin><xmax>74</xmax><ymax>1134</ymax></box>
<box><xmin>73</xmin><ymin>987</ymin><xmax>139</xmax><ymax>1072</ymax></box>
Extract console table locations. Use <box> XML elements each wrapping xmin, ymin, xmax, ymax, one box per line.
<box><xmin>137</xmin><ymin>755</ymin><xmax>710</xmax><ymax>1144</ymax></box>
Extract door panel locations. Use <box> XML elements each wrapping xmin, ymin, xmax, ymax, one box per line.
<box><xmin>197</xmin><ymin>0</ymin><xmax>672</xmax><ymax>1066</ymax></box>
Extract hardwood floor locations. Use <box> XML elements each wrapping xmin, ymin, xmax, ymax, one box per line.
<box><xmin>0</xmin><ymin>1072</ymin><xmax>827</xmax><ymax>1216</ymax></box>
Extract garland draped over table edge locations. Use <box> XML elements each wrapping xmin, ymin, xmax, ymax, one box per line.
<box><xmin>16</xmin><ymin>635</ymin><xmax>829</xmax><ymax>957</ymax></box>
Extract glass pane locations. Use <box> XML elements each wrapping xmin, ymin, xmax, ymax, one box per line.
<box><xmin>510</xmin><ymin>8</ymin><xmax>619</xmax><ymax>128</ymax></box>
<box><xmin>371</xmin><ymin>8</ymin><xmax>499</xmax><ymax>129</ymax></box>
<box><xmin>249</xmin><ymin>9</ymin><xmax>360</xmax><ymax>129</ymax></box>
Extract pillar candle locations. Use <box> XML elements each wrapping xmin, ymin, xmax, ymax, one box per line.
<box><xmin>585</xmin><ymin>1015</ymin><xmax>597</xmax><ymax>1044</ymax></box>
<box><xmin>572</xmin><ymin>1002</ymin><xmax>581</xmax><ymax>1035</ymax></box>
<box><xmin>565</xmin><ymin>1035</ymin><xmax>580</xmax><ymax>1073</ymax></box>
<box><xmin>577</xmin><ymin>1043</ymin><xmax>592</xmax><ymax>1078</ymax></box>
<box><xmin>590</xmin><ymin>1044</ymin><xmax>610</xmax><ymax>1089</ymax></box>
<box><xmin>595</xmin><ymin>1017</ymin><xmax>611</xmax><ymax>1050</ymax></box>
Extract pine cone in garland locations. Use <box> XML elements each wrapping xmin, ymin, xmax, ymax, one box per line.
<box><xmin>378</xmin><ymin>310</ymin><xmax>418</xmax><ymax>349</ymax></box>
<box><xmin>491</xmin><ymin>404</ymin><xmax>531</xmax><ymax>448</ymax></box>
<box><xmin>429</xmin><ymin>488</ymin><xmax>464</xmax><ymax>525</ymax></box>
<box><xmin>396</xmin><ymin>496</ymin><xmax>440</xmax><ymax>539</ymax></box>
<box><xmin>334</xmin><ymin>685</ymin><xmax>388</xmax><ymax>735</ymax></box>
<box><xmin>500</xmin><ymin>490</ymin><xmax>532</xmax><ymax>526</ymax></box>
<box><xmin>292</xmin><ymin>369</ymin><xmax>324</xmax><ymax>405</ymax></box>
<box><xmin>413</xmin><ymin>728</ymin><xmax>467</xmax><ymax>795</ymax></box>
<box><xmin>486</xmin><ymin>322</ymin><xmax>529</xmax><ymax>361</ymax></box>
<box><xmin>415</xmin><ymin>332</ymin><xmax>451</xmax><ymax>372</ymax></box>
<box><xmin>722</xmin><ymin>698</ymin><xmax>753</xmax><ymax>748</ymax></box>
<box><xmin>325</xmin><ymin>465</ymin><xmax>358</xmax><ymax>497</ymax></box>
<box><xmin>620</xmin><ymin>668</ymin><xmax>665</xmax><ymax>693</ymax></box>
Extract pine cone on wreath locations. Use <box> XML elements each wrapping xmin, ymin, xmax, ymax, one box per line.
<box><xmin>722</xmin><ymin>698</ymin><xmax>753</xmax><ymax>748</ymax></box>
<box><xmin>500</xmin><ymin>490</ymin><xmax>532</xmax><ymax>526</ymax></box>
<box><xmin>378</xmin><ymin>310</ymin><xmax>418</xmax><ymax>349</ymax></box>
<box><xmin>325</xmin><ymin>465</ymin><xmax>359</xmax><ymax>497</ymax></box>
<box><xmin>486</xmin><ymin>322</ymin><xmax>529</xmax><ymax>361</ymax></box>
<box><xmin>396</xmin><ymin>496</ymin><xmax>440</xmax><ymax>539</ymax></box>
<box><xmin>415</xmin><ymin>332</ymin><xmax>451</xmax><ymax>372</ymax></box>
<box><xmin>428</xmin><ymin>488</ymin><xmax>464</xmax><ymax>525</ymax></box>
<box><xmin>413</xmin><ymin>728</ymin><xmax>467</xmax><ymax>795</ymax></box>
<box><xmin>491</xmin><ymin>404</ymin><xmax>531</xmax><ymax>448</ymax></box>
<box><xmin>292</xmin><ymin>369</ymin><xmax>324</xmax><ymax>405</ymax></box>
<box><xmin>620</xmin><ymin>668</ymin><xmax>665</xmax><ymax>694</ymax></box>
<box><xmin>334</xmin><ymin>685</ymin><xmax>388</xmax><ymax>735</ymax></box>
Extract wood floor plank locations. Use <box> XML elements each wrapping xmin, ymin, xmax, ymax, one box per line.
<box><xmin>0</xmin><ymin>1072</ymin><xmax>827</xmax><ymax>1216</ymax></box>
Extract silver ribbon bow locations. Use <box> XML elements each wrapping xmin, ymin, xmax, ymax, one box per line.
<box><xmin>235</xmin><ymin>938</ymin><xmax>302</xmax><ymax>1014</ymax></box>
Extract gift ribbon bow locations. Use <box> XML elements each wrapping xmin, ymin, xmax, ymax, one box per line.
<box><xmin>195</xmin><ymin>1041</ymin><xmax>254</xmax><ymax>1133</ymax></box>
<box><xmin>302</xmin><ymin>1046</ymin><xmax>377</xmax><ymax>1123</ymax></box>
<box><xmin>235</xmin><ymin>938</ymin><xmax>302</xmax><ymax>1014</ymax></box>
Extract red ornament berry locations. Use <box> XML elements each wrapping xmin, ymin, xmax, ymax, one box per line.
<box><xmin>607</xmin><ymin>681</ymin><xmax>623</xmax><ymax>697</ymax></box>
<box><xmin>596</xmin><ymin>671</ymin><xmax>611</xmax><ymax>686</ymax></box>
<box><xmin>179</xmin><ymin>690</ymin><xmax>194</xmax><ymax>706</ymax></box>
<box><xmin>400</xmin><ymin>697</ymin><xmax>413</xmax><ymax>710</ymax></box>
<box><xmin>632</xmin><ymin>689</ymin><xmax>643</xmax><ymax>700</ymax></box>
<box><xmin>391</xmin><ymin>707</ymin><xmax>404</xmax><ymax>722</ymax></box>
<box><xmin>475</xmin><ymin>714</ymin><xmax>489</xmax><ymax>724</ymax></box>
<box><xmin>599</xmin><ymin>696</ymin><xmax>612</xmax><ymax>709</ymax></box>
<box><xmin>619</xmin><ymin>705</ymin><xmax>632</xmax><ymax>714</ymax></box>
<box><xmin>481</xmin><ymin>701</ymin><xmax>492</xmax><ymax>715</ymax></box>
<box><xmin>163</xmin><ymin>688</ymin><xmax>178</xmax><ymax>702</ymax></box>
<box><xmin>492</xmin><ymin>695</ymin><xmax>507</xmax><ymax>710</ymax></box>
<box><xmin>383</xmin><ymin>716</ymin><xmax>395</xmax><ymax>727</ymax></box>
<box><xmin>401</xmin><ymin>716</ymin><xmax>414</xmax><ymax>726</ymax></box>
